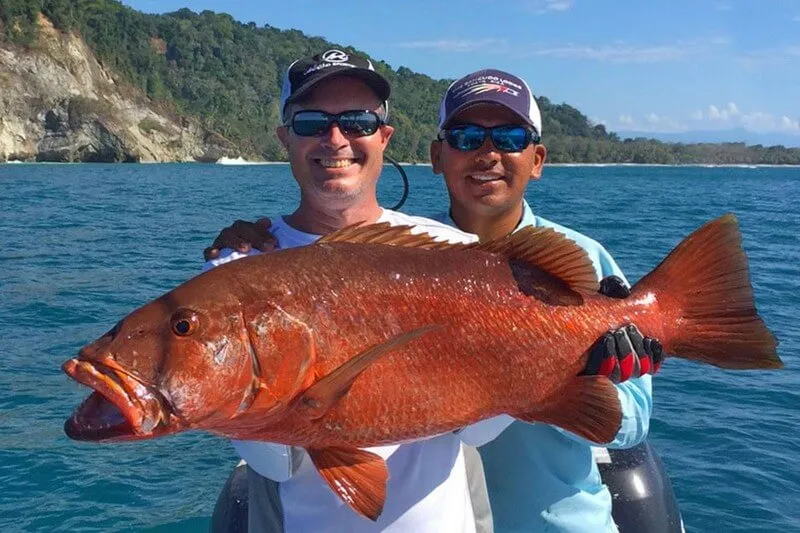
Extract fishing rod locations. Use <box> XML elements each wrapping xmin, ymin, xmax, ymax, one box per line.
<box><xmin>385</xmin><ymin>155</ymin><xmax>409</xmax><ymax>211</ymax></box>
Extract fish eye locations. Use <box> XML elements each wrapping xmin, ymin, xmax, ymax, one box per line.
<box><xmin>171</xmin><ymin>311</ymin><xmax>199</xmax><ymax>337</ymax></box>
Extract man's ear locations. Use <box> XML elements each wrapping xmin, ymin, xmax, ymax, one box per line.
<box><xmin>379</xmin><ymin>124</ymin><xmax>395</xmax><ymax>150</ymax></box>
<box><xmin>530</xmin><ymin>144</ymin><xmax>547</xmax><ymax>180</ymax></box>
<box><xmin>277</xmin><ymin>125</ymin><xmax>290</xmax><ymax>150</ymax></box>
<box><xmin>430</xmin><ymin>140</ymin><xmax>444</xmax><ymax>175</ymax></box>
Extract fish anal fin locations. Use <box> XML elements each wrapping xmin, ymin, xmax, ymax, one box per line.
<box><xmin>309</xmin><ymin>447</ymin><xmax>388</xmax><ymax>521</ymax></box>
<box><xmin>517</xmin><ymin>376</ymin><xmax>622</xmax><ymax>444</ymax></box>
<box><xmin>299</xmin><ymin>326</ymin><xmax>440</xmax><ymax>419</ymax></box>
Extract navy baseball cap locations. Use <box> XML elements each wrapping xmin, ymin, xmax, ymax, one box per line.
<box><xmin>438</xmin><ymin>69</ymin><xmax>542</xmax><ymax>136</ymax></box>
<box><xmin>280</xmin><ymin>49</ymin><xmax>391</xmax><ymax>118</ymax></box>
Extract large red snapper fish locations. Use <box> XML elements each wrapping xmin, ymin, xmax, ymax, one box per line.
<box><xmin>62</xmin><ymin>214</ymin><xmax>781</xmax><ymax>520</ymax></box>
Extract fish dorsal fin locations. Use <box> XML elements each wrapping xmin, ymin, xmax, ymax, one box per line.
<box><xmin>468</xmin><ymin>226</ymin><xmax>600</xmax><ymax>293</ymax></box>
<box><xmin>316</xmin><ymin>222</ymin><xmax>460</xmax><ymax>250</ymax></box>
<box><xmin>317</xmin><ymin>222</ymin><xmax>598</xmax><ymax>294</ymax></box>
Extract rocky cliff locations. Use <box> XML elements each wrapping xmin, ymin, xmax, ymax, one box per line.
<box><xmin>0</xmin><ymin>15</ymin><xmax>243</xmax><ymax>163</ymax></box>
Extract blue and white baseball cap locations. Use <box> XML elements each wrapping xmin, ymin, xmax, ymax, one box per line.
<box><xmin>438</xmin><ymin>69</ymin><xmax>542</xmax><ymax>137</ymax></box>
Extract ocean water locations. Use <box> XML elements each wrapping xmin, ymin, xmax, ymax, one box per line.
<box><xmin>0</xmin><ymin>163</ymin><xmax>798</xmax><ymax>532</ymax></box>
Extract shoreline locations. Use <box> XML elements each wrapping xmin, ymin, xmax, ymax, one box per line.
<box><xmin>4</xmin><ymin>160</ymin><xmax>800</xmax><ymax>168</ymax></box>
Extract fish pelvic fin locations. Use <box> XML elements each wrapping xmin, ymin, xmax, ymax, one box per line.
<box><xmin>632</xmin><ymin>213</ymin><xmax>782</xmax><ymax>370</ymax></box>
<box><xmin>298</xmin><ymin>326</ymin><xmax>440</xmax><ymax>420</ymax></box>
<box><xmin>318</xmin><ymin>222</ymin><xmax>599</xmax><ymax>296</ymax></box>
<box><xmin>517</xmin><ymin>376</ymin><xmax>622</xmax><ymax>444</ymax></box>
<box><xmin>309</xmin><ymin>447</ymin><xmax>388</xmax><ymax>521</ymax></box>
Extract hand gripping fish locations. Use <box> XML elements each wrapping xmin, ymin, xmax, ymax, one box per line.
<box><xmin>62</xmin><ymin>214</ymin><xmax>782</xmax><ymax>520</ymax></box>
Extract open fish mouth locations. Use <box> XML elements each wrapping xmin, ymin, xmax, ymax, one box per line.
<box><xmin>63</xmin><ymin>358</ymin><xmax>172</xmax><ymax>441</ymax></box>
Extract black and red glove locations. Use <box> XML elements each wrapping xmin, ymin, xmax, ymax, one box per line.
<box><xmin>582</xmin><ymin>275</ymin><xmax>664</xmax><ymax>383</ymax></box>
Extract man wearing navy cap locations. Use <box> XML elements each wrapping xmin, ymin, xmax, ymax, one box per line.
<box><xmin>207</xmin><ymin>50</ymin><xmax>520</xmax><ymax>533</ymax></box>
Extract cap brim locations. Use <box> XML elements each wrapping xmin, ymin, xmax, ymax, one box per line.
<box><xmin>441</xmin><ymin>100</ymin><xmax>536</xmax><ymax>130</ymax></box>
<box><xmin>286</xmin><ymin>67</ymin><xmax>391</xmax><ymax>105</ymax></box>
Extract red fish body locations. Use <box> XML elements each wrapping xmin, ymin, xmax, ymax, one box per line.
<box><xmin>62</xmin><ymin>215</ymin><xmax>782</xmax><ymax>520</ymax></box>
<box><xmin>209</xmin><ymin>243</ymin><xmax>651</xmax><ymax>447</ymax></box>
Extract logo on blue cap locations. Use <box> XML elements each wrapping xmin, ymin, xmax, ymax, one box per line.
<box><xmin>438</xmin><ymin>69</ymin><xmax>542</xmax><ymax>136</ymax></box>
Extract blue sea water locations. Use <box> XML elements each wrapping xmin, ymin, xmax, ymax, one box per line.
<box><xmin>0</xmin><ymin>163</ymin><xmax>798</xmax><ymax>532</ymax></box>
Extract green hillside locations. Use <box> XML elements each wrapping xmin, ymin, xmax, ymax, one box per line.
<box><xmin>2</xmin><ymin>0</ymin><xmax>799</xmax><ymax>164</ymax></box>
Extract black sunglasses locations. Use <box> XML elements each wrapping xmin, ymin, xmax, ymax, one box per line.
<box><xmin>438</xmin><ymin>124</ymin><xmax>540</xmax><ymax>153</ymax></box>
<box><xmin>289</xmin><ymin>110</ymin><xmax>385</xmax><ymax>138</ymax></box>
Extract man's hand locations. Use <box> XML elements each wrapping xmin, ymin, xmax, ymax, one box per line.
<box><xmin>582</xmin><ymin>275</ymin><xmax>665</xmax><ymax>383</ymax></box>
<box><xmin>203</xmin><ymin>217</ymin><xmax>277</xmax><ymax>261</ymax></box>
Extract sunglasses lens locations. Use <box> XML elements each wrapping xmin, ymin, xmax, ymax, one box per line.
<box><xmin>445</xmin><ymin>125</ymin><xmax>486</xmax><ymax>151</ymax></box>
<box><xmin>338</xmin><ymin>111</ymin><xmax>381</xmax><ymax>137</ymax></box>
<box><xmin>292</xmin><ymin>111</ymin><xmax>330</xmax><ymax>137</ymax></box>
<box><xmin>491</xmin><ymin>126</ymin><xmax>530</xmax><ymax>152</ymax></box>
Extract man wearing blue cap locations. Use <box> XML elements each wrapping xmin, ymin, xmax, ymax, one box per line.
<box><xmin>429</xmin><ymin>69</ymin><xmax>654</xmax><ymax>532</ymax></box>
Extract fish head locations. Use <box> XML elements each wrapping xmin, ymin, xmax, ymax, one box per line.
<box><xmin>63</xmin><ymin>280</ymin><xmax>256</xmax><ymax>442</ymax></box>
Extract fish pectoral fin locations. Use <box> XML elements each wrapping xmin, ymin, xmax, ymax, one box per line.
<box><xmin>298</xmin><ymin>326</ymin><xmax>440</xmax><ymax>419</ymax></box>
<box><xmin>309</xmin><ymin>447</ymin><xmax>388</xmax><ymax>521</ymax></box>
<box><xmin>516</xmin><ymin>376</ymin><xmax>623</xmax><ymax>444</ymax></box>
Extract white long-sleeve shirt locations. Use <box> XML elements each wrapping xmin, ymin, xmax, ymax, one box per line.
<box><xmin>204</xmin><ymin>209</ymin><xmax>514</xmax><ymax>533</ymax></box>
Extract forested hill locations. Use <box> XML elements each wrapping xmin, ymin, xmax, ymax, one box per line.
<box><xmin>2</xmin><ymin>0</ymin><xmax>799</xmax><ymax>164</ymax></box>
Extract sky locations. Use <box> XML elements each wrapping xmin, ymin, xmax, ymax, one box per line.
<box><xmin>124</xmin><ymin>0</ymin><xmax>800</xmax><ymax>145</ymax></box>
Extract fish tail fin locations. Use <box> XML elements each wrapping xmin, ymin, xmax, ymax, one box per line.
<box><xmin>631</xmin><ymin>213</ymin><xmax>782</xmax><ymax>370</ymax></box>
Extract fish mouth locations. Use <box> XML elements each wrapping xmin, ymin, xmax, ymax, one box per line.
<box><xmin>63</xmin><ymin>358</ymin><xmax>173</xmax><ymax>442</ymax></box>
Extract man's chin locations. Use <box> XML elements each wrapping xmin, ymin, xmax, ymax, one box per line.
<box><xmin>311</xmin><ymin>178</ymin><xmax>365</xmax><ymax>200</ymax></box>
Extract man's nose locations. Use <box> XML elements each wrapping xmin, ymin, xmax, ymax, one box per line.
<box><xmin>321</xmin><ymin>122</ymin><xmax>348</xmax><ymax>147</ymax></box>
<box><xmin>474</xmin><ymin>137</ymin><xmax>501</xmax><ymax>166</ymax></box>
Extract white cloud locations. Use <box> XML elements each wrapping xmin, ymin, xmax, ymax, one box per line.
<box><xmin>703</xmin><ymin>102</ymin><xmax>741</xmax><ymax>121</ymax></box>
<box><xmin>523</xmin><ymin>37</ymin><xmax>729</xmax><ymax>63</ymax></box>
<box><xmin>613</xmin><ymin>113</ymin><xmax>687</xmax><ymax>132</ymax></box>
<box><xmin>395</xmin><ymin>38</ymin><xmax>508</xmax><ymax>53</ymax></box>
<box><xmin>745</xmin><ymin>114</ymin><xmax>800</xmax><ymax>133</ymax></box>
<box><xmin>615</xmin><ymin>104</ymin><xmax>799</xmax><ymax>136</ymax></box>
<box><xmin>521</xmin><ymin>0</ymin><xmax>575</xmax><ymax>13</ymax></box>
<box><xmin>739</xmin><ymin>45</ymin><xmax>800</xmax><ymax>66</ymax></box>
<box><xmin>688</xmin><ymin>106</ymin><xmax>800</xmax><ymax>134</ymax></box>
<box><xmin>396</xmin><ymin>35</ymin><xmax>730</xmax><ymax>63</ymax></box>
<box><xmin>780</xmin><ymin>116</ymin><xmax>800</xmax><ymax>131</ymax></box>
<box><xmin>544</xmin><ymin>0</ymin><xmax>574</xmax><ymax>10</ymax></box>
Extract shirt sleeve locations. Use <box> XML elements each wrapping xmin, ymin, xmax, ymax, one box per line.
<box><xmin>231</xmin><ymin>440</ymin><xmax>304</xmax><ymax>482</ymax></box>
<box><xmin>202</xmin><ymin>248</ymin><xmax>261</xmax><ymax>272</ymax></box>
<box><xmin>454</xmin><ymin>414</ymin><xmax>516</xmax><ymax>446</ymax></box>
<box><xmin>555</xmin><ymin>246</ymin><xmax>653</xmax><ymax>449</ymax></box>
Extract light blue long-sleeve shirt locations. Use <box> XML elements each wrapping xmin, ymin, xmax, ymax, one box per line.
<box><xmin>433</xmin><ymin>200</ymin><xmax>653</xmax><ymax>533</ymax></box>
